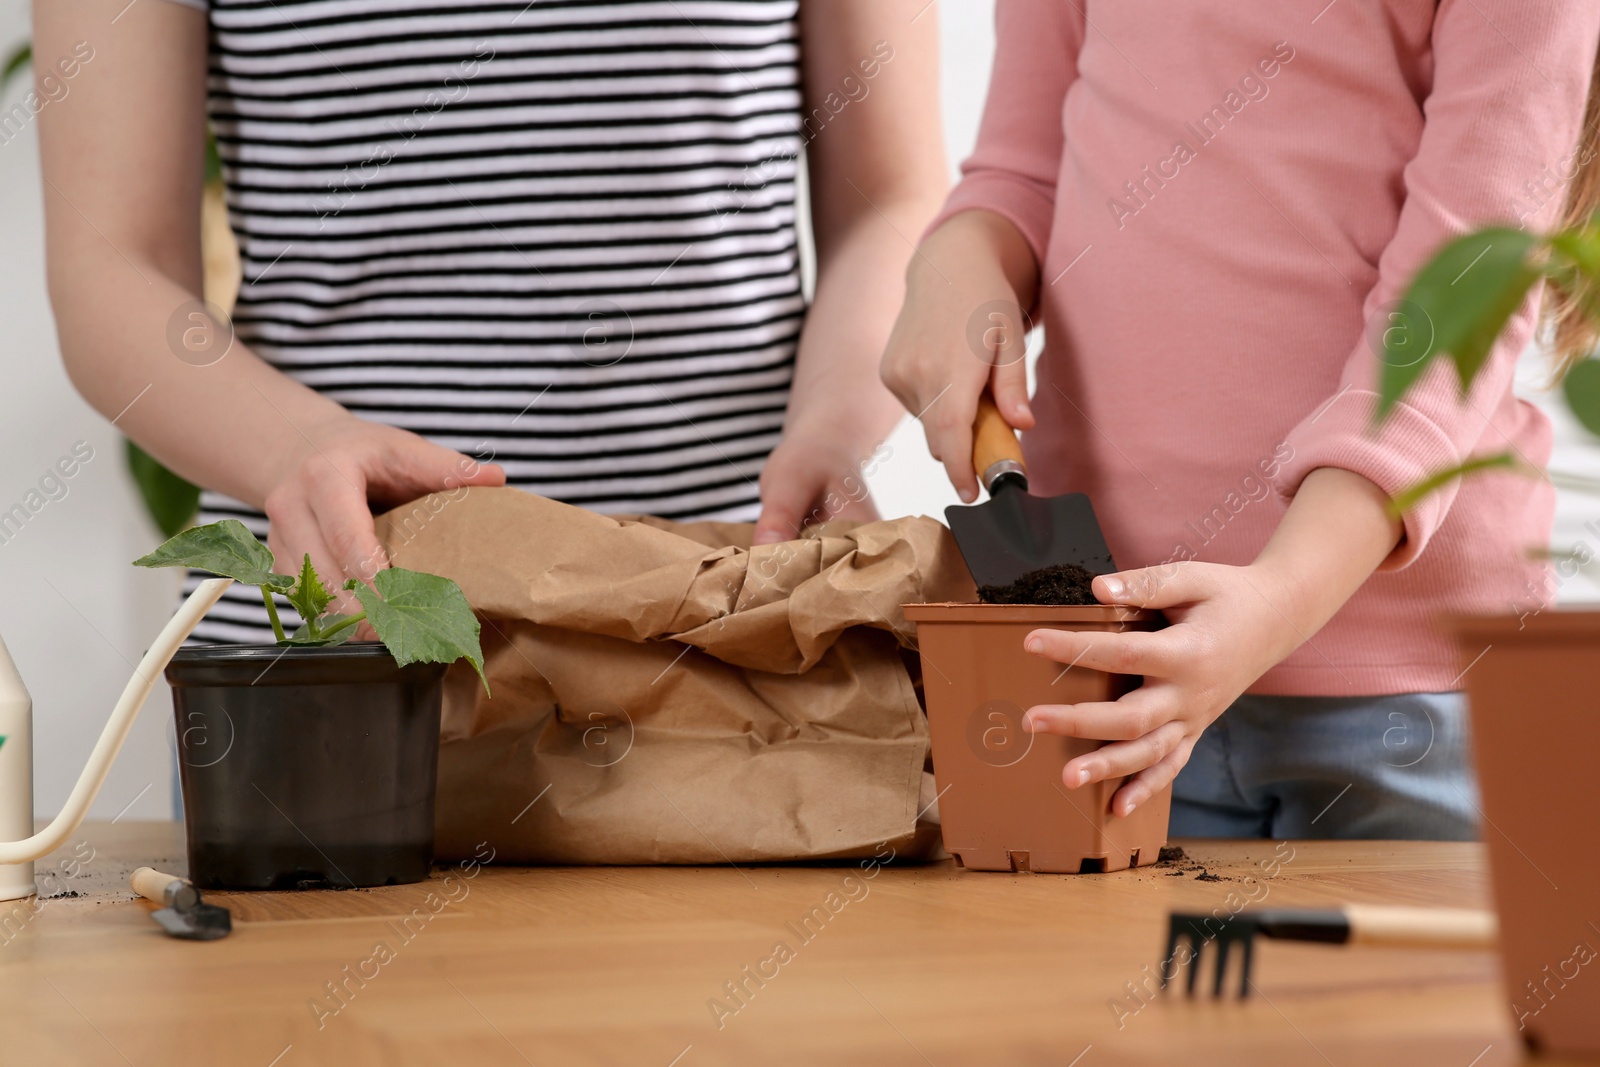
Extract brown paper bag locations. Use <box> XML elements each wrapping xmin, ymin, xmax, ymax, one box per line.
<box><xmin>375</xmin><ymin>488</ymin><xmax>974</xmax><ymax>864</ymax></box>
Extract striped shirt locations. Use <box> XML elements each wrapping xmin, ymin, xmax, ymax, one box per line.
<box><xmin>182</xmin><ymin>0</ymin><xmax>804</xmax><ymax>642</ymax></box>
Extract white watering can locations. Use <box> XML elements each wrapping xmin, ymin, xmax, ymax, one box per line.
<box><xmin>0</xmin><ymin>579</ymin><xmax>233</xmax><ymax>899</ymax></box>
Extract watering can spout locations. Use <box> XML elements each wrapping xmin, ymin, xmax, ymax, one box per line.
<box><xmin>0</xmin><ymin>578</ymin><xmax>234</xmax><ymax>889</ymax></box>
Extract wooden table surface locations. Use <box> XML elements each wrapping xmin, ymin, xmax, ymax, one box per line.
<box><xmin>0</xmin><ymin>822</ymin><xmax>1574</xmax><ymax>1066</ymax></box>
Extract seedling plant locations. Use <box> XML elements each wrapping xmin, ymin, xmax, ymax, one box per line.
<box><xmin>135</xmin><ymin>519</ymin><xmax>486</xmax><ymax>685</ymax></box>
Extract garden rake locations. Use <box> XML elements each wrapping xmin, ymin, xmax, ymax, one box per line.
<box><xmin>1162</xmin><ymin>905</ymin><xmax>1498</xmax><ymax>998</ymax></box>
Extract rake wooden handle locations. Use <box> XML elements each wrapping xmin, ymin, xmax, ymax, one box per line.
<box><xmin>972</xmin><ymin>394</ymin><xmax>1027</xmax><ymax>490</ymax></box>
<box><xmin>1344</xmin><ymin>904</ymin><xmax>1497</xmax><ymax>949</ymax></box>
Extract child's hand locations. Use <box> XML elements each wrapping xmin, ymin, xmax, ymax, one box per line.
<box><xmin>1021</xmin><ymin>561</ymin><xmax>1309</xmax><ymax>817</ymax></box>
<box><xmin>879</xmin><ymin>210</ymin><xmax>1042</xmax><ymax>502</ymax></box>
<box><xmin>1020</xmin><ymin>468</ymin><xmax>1405</xmax><ymax>817</ymax></box>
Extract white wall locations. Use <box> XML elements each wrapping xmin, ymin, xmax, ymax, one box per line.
<box><xmin>1</xmin><ymin>0</ymin><xmax>1593</xmax><ymax>822</ymax></box>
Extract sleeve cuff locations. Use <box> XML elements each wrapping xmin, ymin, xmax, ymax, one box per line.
<box><xmin>923</xmin><ymin>170</ymin><xmax>1057</xmax><ymax>270</ymax></box>
<box><xmin>1272</xmin><ymin>387</ymin><xmax>1462</xmax><ymax>571</ymax></box>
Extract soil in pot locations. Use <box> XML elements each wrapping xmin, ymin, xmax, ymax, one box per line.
<box><xmin>166</xmin><ymin>643</ymin><xmax>447</xmax><ymax>890</ymax></box>
<box><xmin>977</xmin><ymin>563</ymin><xmax>1098</xmax><ymax>606</ymax></box>
<box><xmin>904</xmin><ymin>603</ymin><xmax>1169</xmax><ymax>873</ymax></box>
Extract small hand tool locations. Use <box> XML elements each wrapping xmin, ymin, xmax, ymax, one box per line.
<box><xmin>131</xmin><ymin>866</ymin><xmax>232</xmax><ymax>941</ymax></box>
<box><xmin>1162</xmin><ymin>904</ymin><xmax>1497</xmax><ymax>998</ymax></box>
<box><xmin>944</xmin><ymin>394</ymin><xmax>1117</xmax><ymax>587</ymax></box>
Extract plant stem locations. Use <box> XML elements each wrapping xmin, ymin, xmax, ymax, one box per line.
<box><xmin>318</xmin><ymin>612</ymin><xmax>367</xmax><ymax>640</ymax></box>
<box><xmin>260</xmin><ymin>586</ymin><xmax>287</xmax><ymax>643</ymax></box>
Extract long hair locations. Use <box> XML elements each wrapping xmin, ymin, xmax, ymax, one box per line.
<box><xmin>1545</xmin><ymin>46</ymin><xmax>1600</xmax><ymax>377</ymax></box>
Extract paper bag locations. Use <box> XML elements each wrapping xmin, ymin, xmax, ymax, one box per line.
<box><xmin>375</xmin><ymin>488</ymin><xmax>975</xmax><ymax>864</ymax></box>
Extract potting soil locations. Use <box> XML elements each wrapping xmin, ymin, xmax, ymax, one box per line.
<box><xmin>977</xmin><ymin>563</ymin><xmax>1098</xmax><ymax>605</ymax></box>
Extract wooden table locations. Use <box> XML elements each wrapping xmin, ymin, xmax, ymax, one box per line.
<box><xmin>0</xmin><ymin>822</ymin><xmax>1571</xmax><ymax>1066</ymax></box>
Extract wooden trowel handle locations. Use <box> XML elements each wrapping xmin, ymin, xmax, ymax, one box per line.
<box><xmin>973</xmin><ymin>394</ymin><xmax>1028</xmax><ymax>491</ymax></box>
<box><xmin>131</xmin><ymin>866</ymin><xmax>199</xmax><ymax>912</ymax></box>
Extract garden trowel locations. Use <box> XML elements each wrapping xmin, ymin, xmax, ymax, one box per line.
<box><xmin>945</xmin><ymin>395</ymin><xmax>1117</xmax><ymax>588</ymax></box>
<box><xmin>131</xmin><ymin>866</ymin><xmax>232</xmax><ymax>941</ymax></box>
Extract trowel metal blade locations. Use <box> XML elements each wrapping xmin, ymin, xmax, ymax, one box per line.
<box><xmin>945</xmin><ymin>483</ymin><xmax>1117</xmax><ymax>589</ymax></box>
<box><xmin>151</xmin><ymin>903</ymin><xmax>232</xmax><ymax>941</ymax></box>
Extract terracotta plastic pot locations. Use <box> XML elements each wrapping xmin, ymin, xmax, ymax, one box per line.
<box><xmin>904</xmin><ymin>603</ymin><xmax>1169</xmax><ymax>873</ymax></box>
<box><xmin>166</xmin><ymin>644</ymin><xmax>447</xmax><ymax>890</ymax></box>
<box><xmin>1443</xmin><ymin>611</ymin><xmax>1600</xmax><ymax>1056</ymax></box>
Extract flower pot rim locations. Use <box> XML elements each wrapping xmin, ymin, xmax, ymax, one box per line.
<box><xmin>166</xmin><ymin>642</ymin><xmax>448</xmax><ymax>688</ymax></box>
<box><xmin>1438</xmin><ymin>608</ymin><xmax>1600</xmax><ymax>644</ymax></box>
<box><xmin>172</xmin><ymin>641</ymin><xmax>397</xmax><ymax>664</ymax></box>
<box><xmin>903</xmin><ymin>602</ymin><xmax>1154</xmax><ymax>623</ymax></box>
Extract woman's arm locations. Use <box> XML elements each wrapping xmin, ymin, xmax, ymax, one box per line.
<box><xmin>751</xmin><ymin>0</ymin><xmax>948</xmax><ymax>544</ymax></box>
<box><xmin>35</xmin><ymin>0</ymin><xmax>500</xmax><ymax>588</ymax></box>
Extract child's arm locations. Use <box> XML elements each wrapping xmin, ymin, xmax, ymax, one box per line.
<box><xmin>879</xmin><ymin>0</ymin><xmax>1084</xmax><ymax>502</ymax></box>
<box><xmin>880</xmin><ymin>209</ymin><xmax>1040</xmax><ymax>502</ymax></box>
<box><xmin>1271</xmin><ymin>4</ymin><xmax>1600</xmax><ymax>572</ymax></box>
<box><xmin>1023</xmin><ymin>467</ymin><xmax>1400</xmax><ymax>817</ymax></box>
<box><xmin>1024</xmin><ymin>4</ymin><xmax>1600</xmax><ymax>816</ymax></box>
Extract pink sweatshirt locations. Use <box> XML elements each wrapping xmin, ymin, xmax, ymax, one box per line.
<box><xmin>938</xmin><ymin>0</ymin><xmax>1600</xmax><ymax>695</ymax></box>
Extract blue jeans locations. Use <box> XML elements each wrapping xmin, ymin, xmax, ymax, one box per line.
<box><xmin>1170</xmin><ymin>692</ymin><xmax>1479</xmax><ymax>840</ymax></box>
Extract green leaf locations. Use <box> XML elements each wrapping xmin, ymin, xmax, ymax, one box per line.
<box><xmin>285</xmin><ymin>553</ymin><xmax>333</xmax><ymax>628</ymax></box>
<box><xmin>352</xmin><ymin>567</ymin><xmax>486</xmax><ymax>689</ymax></box>
<box><xmin>1</xmin><ymin>43</ymin><xmax>29</xmax><ymax>93</ymax></box>
<box><xmin>1563</xmin><ymin>358</ymin><xmax>1600</xmax><ymax>438</ymax></box>
<box><xmin>124</xmin><ymin>439</ymin><xmax>200</xmax><ymax>538</ymax></box>
<box><xmin>133</xmin><ymin>519</ymin><xmax>293</xmax><ymax>590</ymax></box>
<box><xmin>1551</xmin><ymin>229</ymin><xmax>1600</xmax><ymax>279</ymax></box>
<box><xmin>204</xmin><ymin>126</ymin><xmax>224</xmax><ymax>185</ymax></box>
<box><xmin>1377</xmin><ymin>229</ymin><xmax>1542</xmax><ymax>423</ymax></box>
<box><xmin>1387</xmin><ymin>452</ymin><xmax>1524</xmax><ymax>516</ymax></box>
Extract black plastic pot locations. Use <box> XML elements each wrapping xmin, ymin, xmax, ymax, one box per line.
<box><xmin>165</xmin><ymin>643</ymin><xmax>447</xmax><ymax>890</ymax></box>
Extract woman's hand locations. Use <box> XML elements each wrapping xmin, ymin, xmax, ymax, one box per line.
<box><xmin>753</xmin><ymin>414</ymin><xmax>887</xmax><ymax>543</ymax></box>
<box><xmin>263</xmin><ymin>416</ymin><xmax>505</xmax><ymax>603</ymax></box>
<box><xmin>1021</xmin><ymin>468</ymin><xmax>1404</xmax><ymax>816</ymax></box>
<box><xmin>879</xmin><ymin>209</ymin><xmax>1041</xmax><ymax>502</ymax></box>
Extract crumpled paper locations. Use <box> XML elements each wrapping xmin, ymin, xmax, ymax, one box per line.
<box><xmin>375</xmin><ymin>487</ymin><xmax>974</xmax><ymax>864</ymax></box>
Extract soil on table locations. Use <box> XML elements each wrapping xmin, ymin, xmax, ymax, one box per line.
<box><xmin>977</xmin><ymin>563</ymin><xmax>1098</xmax><ymax>605</ymax></box>
<box><xmin>1151</xmin><ymin>844</ymin><xmax>1234</xmax><ymax>881</ymax></box>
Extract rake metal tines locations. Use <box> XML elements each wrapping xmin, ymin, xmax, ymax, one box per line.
<box><xmin>1161</xmin><ymin>909</ymin><xmax>1351</xmax><ymax>998</ymax></box>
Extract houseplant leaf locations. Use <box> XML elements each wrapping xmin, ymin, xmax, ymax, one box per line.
<box><xmin>204</xmin><ymin>127</ymin><xmax>223</xmax><ymax>185</ymax></box>
<box><xmin>1378</xmin><ymin>228</ymin><xmax>1542</xmax><ymax>422</ymax></box>
<box><xmin>285</xmin><ymin>553</ymin><xmax>332</xmax><ymax>625</ymax></box>
<box><xmin>1563</xmin><ymin>358</ymin><xmax>1600</xmax><ymax>438</ymax></box>
<box><xmin>124</xmin><ymin>439</ymin><xmax>200</xmax><ymax>538</ymax></box>
<box><xmin>1550</xmin><ymin>227</ymin><xmax>1600</xmax><ymax>279</ymax></box>
<box><xmin>134</xmin><ymin>519</ymin><xmax>294</xmax><ymax>590</ymax></box>
<box><xmin>351</xmin><ymin>567</ymin><xmax>486</xmax><ymax>687</ymax></box>
<box><xmin>1388</xmin><ymin>452</ymin><xmax>1523</xmax><ymax>516</ymax></box>
<box><xmin>1</xmin><ymin>43</ymin><xmax>29</xmax><ymax>91</ymax></box>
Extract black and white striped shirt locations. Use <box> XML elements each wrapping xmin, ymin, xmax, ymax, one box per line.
<box><xmin>181</xmin><ymin>0</ymin><xmax>804</xmax><ymax>642</ymax></box>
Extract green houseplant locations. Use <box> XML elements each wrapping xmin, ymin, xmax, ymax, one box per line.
<box><xmin>139</xmin><ymin>520</ymin><xmax>486</xmax><ymax>890</ymax></box>
<box><xmin>135</xmin><ymin>518</ymin><xmax>485</xmax><ymax>673</ymax></box>
<box><xmin>1377</xmin><ymin>209</ymin><xmax>1600</xmax><ymax>1056</ymax></box>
